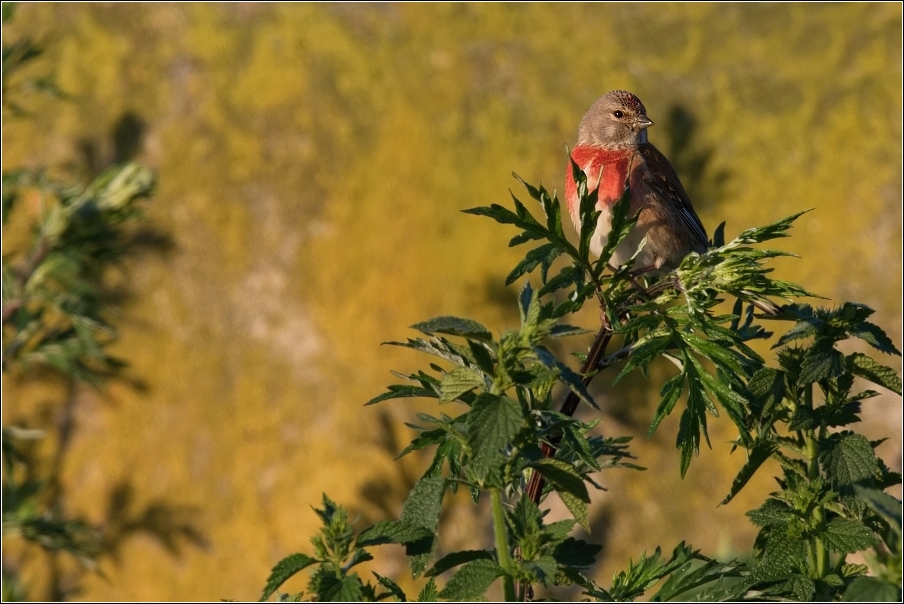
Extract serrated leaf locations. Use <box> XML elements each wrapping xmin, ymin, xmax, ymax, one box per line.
<box><xmin>682</xmin><ymin>333</ymin><xmax>747</xmax><ymax>374</ymax></box>
<box><xmin>690</xmin><ymin>356</ymin><xmax>749</xmax><ymax>438</ymax></box>
<box><xmin>533</xmin><ymin>346</ymin><xmax>597</xmax><ymax>408</ymax></box>
<box><xmin>530</xmin><ymin>458</ymin><xmax>590</xmax><ymax>503</ymax></box>
<box><xmin>373</xmin><ymin>572</ymin><xmax>408</xmax><ymax>602</ymax></box>
<box><xmin>652</xmin><ymin>558</ymin><xmax>747</xmax><ymax>602</ymax></box>
<box><xmin>506</xmin><ymin>243</ymin><xmax>563</xmax><ymax>285</ymax></box>
<box><xmin>345</xmin><ymin>549</ymin><xmax>373</xmax><ymax>571</ymax></box>
<box><xmin>411</xmin><ymin>316</ymin><xmax>492</xmax><ymax>342</ymax></box>
<box><xmin>615</xmin><ymin>334</ymin><xmax>672</xmax><ymax>384</ymax></box>
<box><xmin>746</xmin><ymin>498</ymin><xmax>794</xmax><ymax>527</ymax></box>
<box><xmin>558</xmin><ymin>489</ymin><xmax>589</xmax><ymax>532</ymax></box>
<box><xmin>853</xmin><ymin>486</ymin><xmax>902</xmax><ymax>536</ymax></box>
<box><xmin>519</xmin><ymin>282</ymin><xmax>538</xmax><ymax>328</ymax></box>
<box><xmin>401</xmin><ymin>476</ymin><xmax>445</xmax><ymax>577</ymax></box>
<box><xmin>849</xmin><ymin>322</ymin><xmax>901</xmax><ymax>356</ymax></box>
<box><xmin>356</xmin><ymin>521</ymin><xmax>434</xmax><ymax>547</ymax></box>
<box><xmin>416</xmin><ymin>578</ymin><xmax>438</xmax><ymax>602</ymax></box>
<box><xmin>366</xmin><ymin>384</ymin><xmax>438</xmax><ymax>406</ymax></box>
<box><xmin>748</xmin><ymin>367</ymin><xmax>785</xmax><ymax>417</ymax></box>
<box><xmin>824</xmin><ymin>434</ymin><xmax>878</xmax><ymax>488</ymax></box>
<box><xmin>649</xmin><ymin>374</ymin><xmax>684</xmax><ymax>436</ymax></box>
<box><xmin>508</xmin><ymin>230</ymin><xmax>545</xmax><ymax>247</ymax></box>
<box><xmin>539</xmin><ymin>265</ymin><xmax>580</xmax><ymax>297</ymax></box>
<box><xmin>398</xmin><ymin>428</ymin><xmax>448</xmax><ymax>459</ymax></box>
<box><xmin>467</xmin><ymin>340</ymin><xmax>496</xmax><ymax>375</ymax></box>
<box><xmin>401</xmin><ymin>477</ymin><xmax>444</xmax><ymax>532</ymax></box>
<box><xmin>260</xmin><ymin>553</ymin><xmax>317</xmax><ymax>601</ymax></box>
<box><xmin>437</xmin><ymin>558</ymin><xmax>504</xmax><ymax>601</ymax></box>
<box><xmin>782</xmin><ymin>574</ymin><xmax>816</xmax><ymax>601</ymax></box>
<box><xmin>440</xmin><ymin>367</ymin><xmax>485</xmax><ymax>403</ymax></box>
<box><xmin>316</xmin><ymin>574</ymin><xmax>363</xmax><ymax>602</ymax></box>
<box><xmin>849</xmin><ymin>353</ymin><xmax>902</xmax><ymax>394</ymax></box>
<box><xmin>721</xmin><ymin>440</ymin><xmax>779</xmax><ymax>506</ymax></box>
<box><xmin>466</xmin><ymin>393</ymin><xmax>524</xmax><ymax>482</ymax></box>
<box><xmin>462</xmin><ymin>203</ymin><xmax>523</xmax><ymax>226</ymax></box>
<box><xmin>426</xmin><ymin>549</ymin><xmax>493</xmax><ymax>576</ymax></box>
<box><xmin>821</xmin><ymin>518</ymin><xmax>876</xmax><ymax>553</ymax></box>
<box><xmin>798</xmin><ymin>346</ymin><xmax>844</xmax><ymax>384</ymax></box>
<box><xmin>774</xmin><ymin>317</ymin><xmax>820</xmax><ymax>348</ymax></box>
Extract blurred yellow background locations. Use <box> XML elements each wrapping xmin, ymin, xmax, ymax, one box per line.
<box><xmin>3</xmin><ymin>4</ymin><xmax>901</xmax><ymax>601</ymax></box>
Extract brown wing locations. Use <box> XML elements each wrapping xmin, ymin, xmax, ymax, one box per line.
<box><xmin>637</xmin><ymin>143</ymin><xmax>709</xmax><ymax>251</ymax></box>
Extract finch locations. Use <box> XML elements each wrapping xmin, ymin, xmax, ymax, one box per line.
<box><xmin>565</xmin><ymin>90</ymin><xmax>708</xmax><ymax>273</ymax></box>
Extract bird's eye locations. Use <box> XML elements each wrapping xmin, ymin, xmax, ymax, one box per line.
<box><xmin>613</xmin><ymin>110</ymin><xmax>624</xmax><ymax>118</ymax></box>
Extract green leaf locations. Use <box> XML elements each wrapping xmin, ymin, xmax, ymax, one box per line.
<box><xmin>682</xmin><ymin>333</ymin><xmax>748</xmax><ymax>375</ymax></box>
<box><xmin>841</xmin><ymin>577</ymin><xmax>902</xmax><ymax>602</ymax></box>
<box><xmin>607</xmin><ymin>543</ymin><xmax>699</xmax><ymax>601</ymax></box>
<box><xmin>366</xmin><ymin>384</ymin><xmax>438</xmax><ymax>406</ymax></box>
<box><xmin>356</xmin><ymin>521</ymin><xmax>434</xmax><ymax>547</ymax></box>
<box><xmin>798</xmin><ymin>345</ymin><xmax>844</xmax><ymax>384</ymax></box>
<box><xmin>522</xmin><ymin>555</ymin><xmax>559</xmax><ymax>586</ymax></box>
<box><xmin>558</xmin><ymin>490</ymin><xmax>590</xmax><ymax>532</ymax></box>
<box><xmin>849</xmin><ymin>322</ymin><xmax>901</xmax><ymax>356</ymax></box>
<box><xmin>649</xmin><ymin>374</ymin><xmax>684</xmax><ymax>436</ymax></box>
<box><xmin>748</xmin><ymin>367</ymin><xmax>786</xmax><ymax>418</ymax></box>
<box><xmin>721</xmin><ymin>439</ymin><xmax>779</xmax><ymax>506</ymax></box>
<box><xmin>466</xmin><ymin>393</ymin><xmax>524</xmax><ymax>482</ymax></box>
<box><xmin>505</xmin><ymin>243</ymin><xmax>563</xmax><ymax>285</ymax></box>
<box><xmin>533</xmin><ymin>346</ymin><xmax>597</xmax><ymax>409</ymax></box>
<box><xmin>690</xmin><ymin>356</ymin><xmax>749</xmax><ymax>438</ymax></box>
<box><xmin>426</xmin><ymin>550</ymin><xmax>493</xmax><ymax>576</ymax></box>
<box><xmin>853</xmin><ymin>486</ymin><xmax>902</xmax><ymax>536</ymax></box>
<box><xmin>548</xmin><ymin>324</ymin><xmax>591</xmax><ymax>338</ymax></box>
<box><xmin>530</xmin><ymin>458</ymin><xmax>590</xmax><ymax>503</ymax></box>
<box><xmin>259</xmin><ymin>553</ymin><xmax>317</xmax><ymax>601</ymax></box>
<box><xmin>467</xmin><ymin>340</ymin><xmax>496</xmax><ymax>375</ymax></box>
<box><xmin>410</xmin><ymin>316</ymin><xmax>492</xmax><ymax>342</ymax></box>
<box><xmin>539</xmin><ymin>265</ymin><xmax>580</xmax><ymax>297</ymax></box>
<box><xmin>849</xmin><ymin>353</ymin><xmax>902</xmax><ymax>395</ymax></box>
<box><xmin>416</xmin><ymin>578</ymin><xmax>438</xmax><ymax>602</ymax></box>
<box><xmin>398</xmin><ymin>428</ymin><xmax>448</xmax><ymax>459</ymax></box>
<box><xmin>373</xmin><ymin>572</ymin><xmax>408</xmax><ymax>602</ymax></box>
<box><xmin>462</xmin><ymin>203</ymin><xmax>525</xmax><ymax>227</ymax></box>
<box><xmin>437</xmin><ymin>558</ymin><xmax>505</xmax><ymax>601</ymax></box>
<box><xmin>316</xmin><ymin>574</ymin><xmax>363</xmax><ymax>602</ymax></box>
<box><xmin>401</xmin><ymin>476</ymin><xmax>445</xmax><ymax>577</ymax></box>
<box><xmin>774</xmin><ymin>316</ymin><xmax>821</xmax><ymax>348</ymax></box>
<box><xmin>824</xmin><ymin>434</ymin><xmax>879</xmax><ymax>488</ymax></box>
<box><xmin>519</xmin><ymin>282</ymin><xmax>539</xmax><ymax>328</ymax></box>
<box><xmin>746</xmin><ymin>498</ymin><xmax>794</xmax><ymax>527</ymax></box>
<box><xmin>821</xmin><ymin>518</ymin><xmax>877</xmax><ymax>553</ymax></box>
<box><xmin>652</xmin><ymin>557</ymin><xmax>747</xmax><ymax>602</ymax></box>
<box><xmin>439</xmin><ymin>367</ymin><xmax>485</xmax><ymax>403</ymax></box>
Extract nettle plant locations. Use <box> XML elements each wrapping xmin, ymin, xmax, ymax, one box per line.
<box><xmin>260</xmin><ymin>164</ymin><xmax>902</xmax><ymax>602</ymax></box>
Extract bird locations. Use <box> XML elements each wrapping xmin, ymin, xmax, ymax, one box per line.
<box><xmin>564</xmin><ymin>90</ymin><xmax>708</xmax><ymax>274</ymax></box>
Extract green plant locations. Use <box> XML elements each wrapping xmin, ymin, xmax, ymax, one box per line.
<box><xmin>258</xmin><ymin>163</ymin><xmax>901</xmax><ymax>601</ymax></box>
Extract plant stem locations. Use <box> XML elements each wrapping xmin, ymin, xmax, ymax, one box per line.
<box><xmin>525</xmin><ymin>319</ymin><xmax>613</xmax><ymax>504</ymax></box>
<box><xmin>490</xmin><ymin>488</ymin><xmax>516</xmax><ymax>602</ymax></box>
<box><xmin>802</xmin><ymin>385</ymin><xmax>830</xmax><ymax>578</ymax></box>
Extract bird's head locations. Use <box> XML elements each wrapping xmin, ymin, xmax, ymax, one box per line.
<box><xmin>577</xmin><ymin>90</ymin><xmax>653</xmax><ymax>149</ymax></box>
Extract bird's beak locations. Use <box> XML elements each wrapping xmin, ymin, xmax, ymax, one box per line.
<box><xmin>636</xmin><ymin>116</ymin><xmax>654</xmax><ymax>130</ymax></box>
